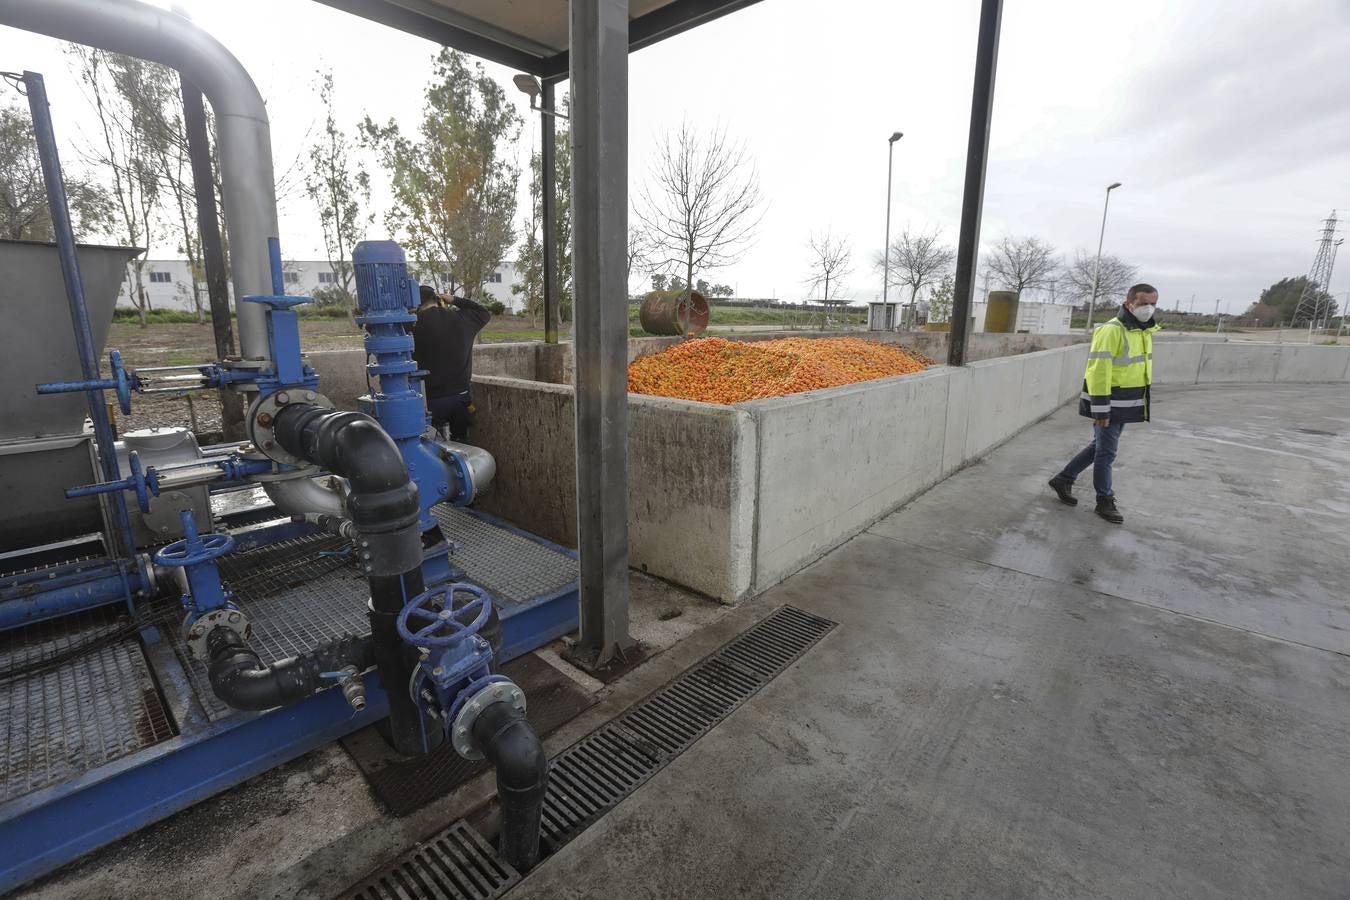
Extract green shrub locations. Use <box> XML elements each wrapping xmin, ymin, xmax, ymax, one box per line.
<box><xmin>112</xmin><ymin>307</ymin><xmax>207</xmax><ymax>324</ymax></box>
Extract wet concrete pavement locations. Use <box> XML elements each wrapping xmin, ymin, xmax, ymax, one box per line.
<box><xmin>512</xmin><ymin>384</ymin><xmax>1350</xmax><ymax>899</ymax></box>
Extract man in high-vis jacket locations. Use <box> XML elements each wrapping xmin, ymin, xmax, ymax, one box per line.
<box><xmin>1048</xmin><ymin>283</ymin><xmax>1161</xmax><ymax>524</ymax></box>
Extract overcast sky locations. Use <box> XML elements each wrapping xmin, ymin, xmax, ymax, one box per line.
<box><xmin>1</xmin><ymin>0</ymin><xmax>1347</xmax><ymax>314</ymax></box>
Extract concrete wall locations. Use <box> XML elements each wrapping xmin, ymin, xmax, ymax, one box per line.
<box><xmin>744</xmin><ymin>346</ymin><xmax>1086</xmax><ymax>592</ymax></box>
<box><xmin>1151</xmin><ymin>341</ymin><xmax>1350</xmax><ymax>386</ymax></box>
<box><xmin>468</xmin><ymin>376</ymin><xmax>756</xmax><ymax>603</ymax></box>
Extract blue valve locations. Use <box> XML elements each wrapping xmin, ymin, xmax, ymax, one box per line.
<box><xmin>65</xmin><ymin>450</ymin><xmax>159</xmax><ymax>513</ymax></box>
<box><xmin>154</xmin><ymin>509</ymin><xmax>234</xmax><ymax>568</ymax></box>
<box><xmin>397</xmin><ymin>584</ymin><xmax>492</xmax><ymax>648</ymax></box>
<box><xmin>36</xmin><ymin>349</ymin><xmax>139</xmax><ymax>415</ymax></box>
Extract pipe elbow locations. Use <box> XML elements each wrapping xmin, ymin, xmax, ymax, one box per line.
<box><xmin>471</xmin><ymin>699</ymin><xmax>548</xmax><ymax>869</ymax></box>
<box><xmin>205</xmin><ymin>626</ymin><xmax>370</xmax><ymax>712</ymax></box>
<box><xmin>261</xmin><ymin>473</ymin><xmax>345</xmax><ymax>519</ymax></box>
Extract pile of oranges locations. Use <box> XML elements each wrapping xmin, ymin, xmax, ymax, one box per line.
<box><xmin>627</xmin><ymin>337</ymin><xmax>931</xmax><ymax>405</ymax></box>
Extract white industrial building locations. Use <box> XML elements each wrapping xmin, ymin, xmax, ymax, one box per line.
<box><xmin>117</xmin><ymin>259</ymin><xmax>524</xmax><ymax>312</ymax></box>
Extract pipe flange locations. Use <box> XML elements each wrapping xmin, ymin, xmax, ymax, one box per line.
<box><xmin>451</xmin><ymin>680</ymin><xmax>527</xmax><ymax>760</ymax></box>
<box><xmin>185</xmin><ymin>607</ymin><xmax>252</xmax><ymax>662</ymax></box>
<box><xmin>247</xmin><ymin>390</ymin><xmax>332</xmax><ymax>465</ymax></box>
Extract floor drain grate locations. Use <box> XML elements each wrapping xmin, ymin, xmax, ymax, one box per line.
<box><xmin>542</xmin><ymin>605</ymin><xmax>834</xmax><ymax>848</ymax></box>
<box><xmin>338</xmin><ymin>606</ymin><xmax>835</xmax><ymax>899</ymax></box>
<box><xmin>345</xmin><ymin>821</ymin><xmax>520</xmax><ymax>900</ymax></box>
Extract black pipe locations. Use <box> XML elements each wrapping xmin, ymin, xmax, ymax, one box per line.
<box><xmin>180</xmin><ymin>75</ymin><xmax>245</xmax><ymax>441</ymax></box>
<box><xmin>471</xmin><ymin>700</ymin><xmax>548</xmax><ymax>870</ymax></box>
<box><xmin>271</xmin><ymin>403</ymin><xmax>440</xmax><ymax>754</ymax></box>
<box><xmin>207</xmin><ymin>628</ymin><xmax>370</xmax><ymax>711</ymax></box>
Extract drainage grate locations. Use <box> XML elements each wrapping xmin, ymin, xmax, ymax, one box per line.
<box><xmin>338</xmin><ymin>606</ymin><xmax>834</xmax><ymax>899</ymax></box>
<box><xmin>346</xmin><ymin>821</ymin><xmax>520</xmax><ymax>900</ymax></box>
<box><xmin>542</xmin><ymin>605</ymin><xmax>834</xmax><ymax>847</ymax></box>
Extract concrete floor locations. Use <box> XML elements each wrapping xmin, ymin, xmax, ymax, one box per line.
<box><xmin>513</xmin><ymin>384</ymin><xmax>1350</xmax><ymax>900</ymax></box>
<box><xmin>24</xmin><ymin>384</ymin><xmax>1350</xmax><ymax>899</ymax></box>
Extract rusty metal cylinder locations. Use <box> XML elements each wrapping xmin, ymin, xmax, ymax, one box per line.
<box><xmin>984</xmin><ymin>290</ymin><xmax>1019</xmax><ymax>333</ymax></box>
<box><xmin>639</xmin><ymin>289</ymin><xmax>710</xmax><ymax>336</ymax></box>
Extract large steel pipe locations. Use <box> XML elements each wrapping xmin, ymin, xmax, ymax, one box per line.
<box><xmin>0</xmin><ymin>0</ymin><xmax>278</xmax><ymax>359</ymax></box>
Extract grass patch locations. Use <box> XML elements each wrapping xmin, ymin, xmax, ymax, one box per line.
<box><xmin>112</xmin><ymin>307</ymin><xmax>206</xmax><ymax>324</ymax></box>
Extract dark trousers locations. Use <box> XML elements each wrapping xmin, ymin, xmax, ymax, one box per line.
<box><xmin>427</xmin><ymin>393</ymin><xmax>473</xmax><ymax>443</ymax></box>
<box><xmin>1057</xmin><ymin>422</ymin><xmax>1126</xmax><ymax>499</ymax></box>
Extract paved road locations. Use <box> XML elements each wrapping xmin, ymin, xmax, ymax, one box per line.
<box><xmin>516</xmin><ymin>384</ymin><xmax>1350</xmax><ymax>899</ymax></box>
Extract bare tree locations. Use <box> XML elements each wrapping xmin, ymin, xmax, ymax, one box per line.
<box><xmin>880</xmin><ymin>227</ymin><xmax>955</xmax><ymax>322</ymax></box>
<box><xmin>804</xmin><ymin>230</ymin><xmax>853</xmax><ymax>329</ymax></box>
<box><xmin>1061</xmin><ymin>250</ymin><xmax>1138</xmax><ymax>309</ymax></box>
<box><xmin>638</xmin><ymin>122</ymin><xmax>764</xmax><ymax>297</ymax></box>
<box><xmin>986</xmin><ymin>235</ymin><xmax>1060</xmax><ymax>296</ymax></box>
<box><xmin>627</xmin><ymin>224</ymin><xmax>651</xmax><ymax>281</ymax></box>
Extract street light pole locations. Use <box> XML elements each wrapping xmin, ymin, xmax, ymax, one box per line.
<box><xmin>1215</xmin><ymin>298</ymin><xmax>1222</xmax><ymax>336</ymax></box>
<box><xmin>882</xmin><ymin>131</ymin><xmax>903</xmax><ymax>330</ymax></box>
<box><xmin>1085</xmin><ymin>181</ymin><xmax>1122</xmax><ymax>333</ymax></box>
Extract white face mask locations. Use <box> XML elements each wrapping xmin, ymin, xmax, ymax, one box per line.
<box><xmin>1132</xmin><ymin>303</ymin><xmax>1156</xmax><ymax>322</ymax></box>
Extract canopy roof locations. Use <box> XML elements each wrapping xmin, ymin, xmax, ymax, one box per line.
<box><xmin>315</xmin><ymin>0</ymin><xmax>764</xmax><ymax>78</ymax></box>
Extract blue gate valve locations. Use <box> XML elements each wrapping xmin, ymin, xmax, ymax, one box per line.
<box><xmin>154</xmin><ymin>509</ymin><xmax>246</xmax><ymax>660</ymax></box>
<box><xmin>65</xmin><ymin>450</ymin><xmax>159</xmax><ymax>512</ymax></box>
<box><xmin>397</xmin><ymin>583</ymin><xmax>525</xmax><ymax>759</ymax></box>
<box><xmin>36</xmin><ymin>348</ymin><xmax>139</xmax><ymax>415</ymax></box>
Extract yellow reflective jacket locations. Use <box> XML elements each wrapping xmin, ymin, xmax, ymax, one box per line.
<box><xmin>1079</xmin><ymin>313</ymin><xmax>1160</xmax><ymax>424</ymax></box>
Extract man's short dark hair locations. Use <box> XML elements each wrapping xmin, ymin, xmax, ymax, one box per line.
<box><xmin>1126</xmin><ymin>283</ymin><xmax>1157</xmax><ymax>301</ymax></box>
<box><xmin>418</xmin><ymin>284</ymin><xmax>438</xmax><ymax>305</ymax></box>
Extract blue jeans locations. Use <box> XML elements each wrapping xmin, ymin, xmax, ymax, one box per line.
<box><xmin>1058</xmin><ymin>422</ymin><xmax>1126</xmax><ymax>499</ymax></box>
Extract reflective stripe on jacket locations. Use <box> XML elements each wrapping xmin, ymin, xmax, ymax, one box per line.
<box><xmin>1079</xmin><ymin>316</ymin><xmax>1159</xmax><ymax>424</ymax></box>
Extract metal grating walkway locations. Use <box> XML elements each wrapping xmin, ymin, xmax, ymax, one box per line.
<box><xmin>175</xmin><ymin>533</ymin><xmax>371</xmax><ymax>721</ymax></box>
<box><xmin>436</xmin><ymin>507</ymin><xmax>577</xmax><ymax>606</ymax></box>
<box><xmin>0</xmin><ymin>608</ymin><xmax>175</xmax><ymax>803</ymax></box>
<box><xmin>340</xmin><ymin>606</ymin><xmax>835</xmax><ymax>899</ymax></box>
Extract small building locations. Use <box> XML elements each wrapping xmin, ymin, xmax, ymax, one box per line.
<box><xmin>117</xmin><ymin>259</ymin><xmax>524</xmax><ymax>313</ymax></box>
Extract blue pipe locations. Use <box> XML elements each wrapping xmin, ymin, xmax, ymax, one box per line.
<box><xmin>352</xmin><ymin>241</ymin><xmax>452</xmax><ymax>585</ymax></box>
<box><xmin>23</xmin><ymin>71</ymin><xmax>141</xmax><ymax>596</ymax></box>
<box><xmin>0</xmin><ymin>568</ymin><xmax>135</xmax><ymax>629</ymax></box>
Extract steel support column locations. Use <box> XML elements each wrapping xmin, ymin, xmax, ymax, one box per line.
<box><xmin>181</xmin><ymin>77</ymin><xmax>245</xmax><ymax>440</ymax></box>
<box><xmin>948</xmin><ymin>0</ymin><xmax>1003</xmax><ymax>367</ymax></box>
<box><xmin>542</xmin><ymin>78</ymin><xmax>560</xmax><ymax>344</ymax></box>
<box><xmin>567</xmin><ymin>0</ymin><xmax>634</xmax><ymax>669</ymax></box>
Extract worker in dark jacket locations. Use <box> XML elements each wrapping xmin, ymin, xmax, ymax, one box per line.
<box><xmin>412</xmin><ymin>284</ymin><xmax>492</xmax><ymax>442</ymax></box>
<box><xmin>1048</xmin><ymin>283</ymin><xmax>1161</xmax><ymax>524</ymax></box>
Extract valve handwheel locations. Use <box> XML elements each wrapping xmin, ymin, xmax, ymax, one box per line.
<box><xmin>397</xmin><ymin>584</ymin><xmax>492</xmax><ymax>649</ymax></box>
<box><xmin>153</xmin><ymin>509</ymin><xmax>235</xmax><ymax>567</ymax></box>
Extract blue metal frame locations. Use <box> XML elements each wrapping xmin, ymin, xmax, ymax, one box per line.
<box><xmin>0</xmin><ymin>509</ymin><xmax>579</xmax><ymax>893</ymax></box>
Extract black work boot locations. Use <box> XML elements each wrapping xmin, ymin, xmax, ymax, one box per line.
<box><xmin>1048</xmin><ymin>476</ymin><xmax>1078</xmax><ymax>506</ymax></box>
<box><xmin>1095</xmin><ymin>496</ymin><xmax>1124</xmax><ymax>524</ymax></box>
